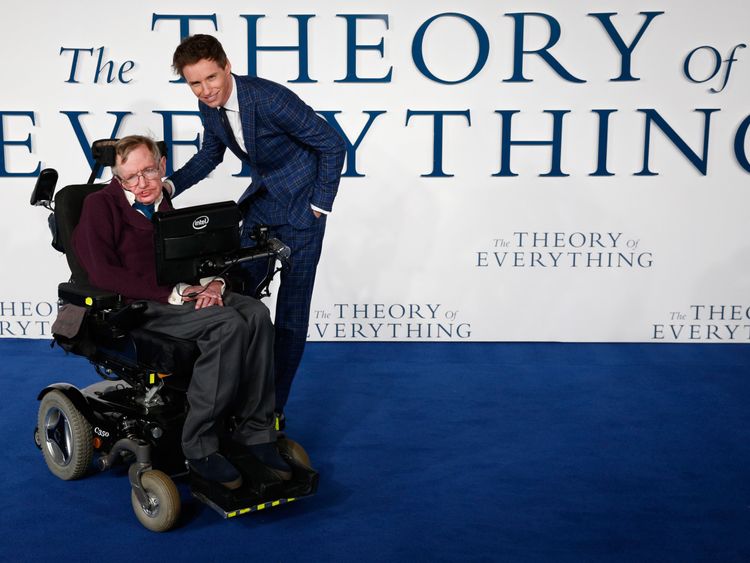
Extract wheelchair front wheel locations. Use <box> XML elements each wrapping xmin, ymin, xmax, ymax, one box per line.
<box><xmin>130</xmin><ymin>470</ymin><xmax>181</xmax><ymax>532</ymax></box>
<box><xmin>38</xmin><ymin>390</ymin><xmax>93</xmax><ymax>480</ymax></box>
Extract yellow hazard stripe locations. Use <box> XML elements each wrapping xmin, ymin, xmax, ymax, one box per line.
<box><xmin>228</xmin><ymin>497</ymin><xmax>297</xmax><ymax>517</ymax></box>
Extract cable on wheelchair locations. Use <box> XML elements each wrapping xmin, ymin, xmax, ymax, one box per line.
<box><xmin>178</xmin><ymin>276</ymin><xmax>226</xmax><ymax>300</ymax></box>
<box><xmin>253</xmin><ymin>256</ymin><xmax>281</xmax><ymax>299</ymax></box>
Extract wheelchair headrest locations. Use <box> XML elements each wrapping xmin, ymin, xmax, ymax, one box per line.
<box><xmin>91</xmin><ymin>139</ymin><xmax>118</xmax><ymax>168</ymax></box>
<box><xmin>91</xmin><ymin>139</ymin><xmax>168</xmax><ymax>168</ymax></box>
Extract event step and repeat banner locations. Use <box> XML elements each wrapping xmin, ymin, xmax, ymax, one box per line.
<box><xmin>1</xmin><ymin>1</ymin><xmax>748</xmax><ymax>342</ymax></box>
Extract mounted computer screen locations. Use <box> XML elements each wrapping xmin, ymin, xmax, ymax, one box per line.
<box><xmin>153</xmin><ymin>201</ymin><xmax>242</xmax><ymax>285</ymax></box>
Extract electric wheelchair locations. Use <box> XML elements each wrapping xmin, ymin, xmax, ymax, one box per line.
<box><xmin>31</xmin><ymin>139</ymin><xmax>318</xmax><ymax>532</ymax></box>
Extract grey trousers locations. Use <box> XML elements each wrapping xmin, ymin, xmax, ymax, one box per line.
<box><xmin>141</xmin><ymin>293</ymin><xmax>276</xmax><ymax>459</ymax></box>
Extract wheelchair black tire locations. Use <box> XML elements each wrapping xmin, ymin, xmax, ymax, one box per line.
<box><xmin>130</xmin><ymin>470</ymin><xmax>181</xmax><ymax>532</ymax></box>
<box><xmin>38</xmin><ymin>390</ymin><xmax>93</xmax><ymax>480</ymax></box>
<box><xmin>278</xmin><ymin>437</ymin><xmax>311</xmax><ymax>468</ymax></box>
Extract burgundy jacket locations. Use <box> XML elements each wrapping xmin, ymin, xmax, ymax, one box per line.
<box><xmin>72</xmin><ymin>180</ymin><xmax>174</xmax><ymax>303</ymax></box>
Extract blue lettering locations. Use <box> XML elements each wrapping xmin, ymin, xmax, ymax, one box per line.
<box><xmin>119</xmin><ymin>61</ymin><xmax>135</xmax><ymax>83</ymax></box>
<box><xmin>494</xmin><ymin>110</ymin><xmax>570</xmax><ymax>177</ymax></box>
<box><xmin>412</xmin><ymin>13</ymin><xmax>489</xmax><ymax>85</ymax></box>
<box><xmin>59</xmin><ymin>47</ymin><xmax>135</xmax><ymax>84</ymax></box>
<box><xmin>335</xmin><ymin>14</ymin><xmax>392</xmax><ymax>83</ymax></box>
<box><xmin>635</xmin><ymin>108</ymin><xmax>718</xmax><ymax>176</ymax></box>
<box><xmin>59</xmin><ymin>47</ymin><xmax>94</xmax><ymax>84</ymax></box>
<box><xmin>588</xmin><ymin>12</ymin><xmax>664</xmax><ymax>81</ymax></box>
<box><xmin>405</xmin><ymin>110</ymin><xmax>471</xmax><ymax>177</ymax></box>
<box><xmin>684</xmin><ymin>46</ymin><xmax>722</xmax><ymax>84</ymax></box>
<box><xmin>590</xmin><ymin>109</ymin><xmax>617</xmax><ymax>176</ymax></box>
<box><xmin>93</xmin><ymin>47</ymin><xmax>135</xmax><ymax>84</ymax></box>
<box><xmin>318</xmin><ymin>110</ymin><xmax>387</xmax><ymax>177</ymax></box>
<box><xmin>61</xmin><ymin>111</ymin><xmax>130</xmax><ymax>176</ymax></box>
<box><xmin>152</xmin><ymin>110</ymin><xmax>202</xmax><ymax>176</ymax></box>
<box><xmin>0</xmin><ymin>112</ymin><xmax>41</xmax><ymax>177</ymax></box>
<box><xmin>241</xmin><ymin>14</ymin><xmax>315</xmax><ymax>83</ymax></box>
<box><xmin>504</xmin><ymin>12</ymin><xmax>585</xmax><ymax>83</ymax></box>
<box><xmin>733</xmin><ymin>114</ymin><xmax>750</xmax><ymax>173</ymax></box>
<box><xmin>151</xmin><ymin>14</ymin><xmax>218</xmax><ymax>83</ymax></box>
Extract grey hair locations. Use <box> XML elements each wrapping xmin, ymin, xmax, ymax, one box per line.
<box><xmin>112</xmin><ymin>135</ymin><xmax>161</xmax><ymax>176</ymax></box>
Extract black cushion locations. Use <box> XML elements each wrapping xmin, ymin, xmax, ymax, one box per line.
<box><xmin>54</xmin><ymin>184</ymin><xmax>106</xmax><ymax>284</ymax></box>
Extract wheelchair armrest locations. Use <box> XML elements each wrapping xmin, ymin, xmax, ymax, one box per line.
<box><xmin>58</xmin><ymin>282</ymin><xmax>121</xmax><ymax>310</ymax></box>
<box><xmin>57</xmin><ymin>283</ymin><xmax>148</xmax><ymax>342</ymax></box>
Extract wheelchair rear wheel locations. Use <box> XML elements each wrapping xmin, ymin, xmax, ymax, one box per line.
<box><xmin>38</xmin><ymin>390</ymin><xmax>93</xmax><ymax>480</ymax></box>
<box><xmin>130</xmin><ymin>470</ymin><xmax>181</xmax><ymax>532</ymax></box>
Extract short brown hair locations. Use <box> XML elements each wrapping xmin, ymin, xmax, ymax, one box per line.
<box><xmin>172</xmin><ymin>34</ymin><xmax>228</xmax><ymax>76</ymax></box>
<box><xmin>113</xmin><ymin>135</ymin><xmax>161</xmax><ymax>175</ymax></box>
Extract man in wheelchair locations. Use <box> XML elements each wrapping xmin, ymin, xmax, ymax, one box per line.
<box><xmin>34</xmin><ymin>135</ymin><xmax>317</xmax><ymax>531</ymax></box>
<box><xmin>72</xmin><ymin>135</ymin><xmax>290</xmax><ymax>488</ymax></box>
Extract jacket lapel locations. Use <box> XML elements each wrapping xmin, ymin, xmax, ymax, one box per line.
<box><xmin>234</xmin><ymin>75</ymin><xmax>257</xmax><ymax>165</ymax></box>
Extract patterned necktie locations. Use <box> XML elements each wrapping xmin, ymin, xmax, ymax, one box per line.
<box><xmin>133</xmin><ymin>201</ymin><xmax>155</xmax><ymax>219</ymax></box>
<box><xmin>219</xmin><ymin>107</ymin><xmax>249</xmax><ymax>159</ymax></box>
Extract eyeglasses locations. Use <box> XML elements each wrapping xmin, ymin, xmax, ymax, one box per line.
<box><xmin>118</xmin><ymin>167</ymin><xmax>161</xmax><ymax>188</ymax></box>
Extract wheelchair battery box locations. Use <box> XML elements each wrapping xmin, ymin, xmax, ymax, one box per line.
<box><xmin>153</xmin><ymin>201</ymin><xmax>242</xmax><ymax>286</ymax></box>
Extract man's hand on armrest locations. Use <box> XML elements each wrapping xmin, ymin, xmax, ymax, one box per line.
<box><xmin>169</xmin><ymin>278</ymin><xmax>226</xmax><ymax>309</ymax></box>
<box><xmin>184</xmin><ymin>279</ymin><xmax>224</xmax><ymax>309</ymax></box>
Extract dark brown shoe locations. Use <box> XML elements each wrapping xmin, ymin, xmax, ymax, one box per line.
<box><xmin>248</xmin><ymin>442</ymin><xmax>292</xmax><ymax>480</ymax></box>
<box><xmin>188</xmin><ymin>452</ymin><xmax>243</xmax><ymax>489</ymax></box>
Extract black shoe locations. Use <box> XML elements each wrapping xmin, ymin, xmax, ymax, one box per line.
<box><xmin>188</xmin><ymin>452</ymin><xmax>243</xmax><ymax>490</ymax></box>
<box><xmin>248</xmin><ymin>442</ymin><xmax>292</xmax><ymax>480</ymax></box>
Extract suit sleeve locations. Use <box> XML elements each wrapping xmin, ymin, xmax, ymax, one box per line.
<box><xmin>168</xmin><ymin>108</ymin><xmax>228</xmax><ymax>196</ymax></box>
<box><xmin>271</xmin><ymin>87</ymin><xmax>346</xmax><ymax>213</ymax></box>
<box><xmin>72</xmin><ymin>195</ymin><xmax>172</xmax><ymax>303</ymax></box>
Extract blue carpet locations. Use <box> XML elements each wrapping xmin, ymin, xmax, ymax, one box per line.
<box><xmin>0</xmin><ymin>340</ymin><xmax>748</xmax><ymax>562</ymax></box>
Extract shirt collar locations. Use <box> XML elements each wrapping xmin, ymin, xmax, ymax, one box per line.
<box><xmin>223</xmin><ymin>75</ymin><xmax>240</xmax><ymax>113</ymax></box>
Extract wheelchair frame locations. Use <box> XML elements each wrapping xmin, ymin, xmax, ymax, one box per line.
<box><xmin>31</xmin><ymin>139</ymin><xmax>318</xmax><ymax>532</ymax></box>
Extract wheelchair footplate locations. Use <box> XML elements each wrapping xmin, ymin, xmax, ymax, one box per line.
<box><xmin>189</xmin><ymin>441</ymin><xmax>319</xmax><ymax>519</ymax></box>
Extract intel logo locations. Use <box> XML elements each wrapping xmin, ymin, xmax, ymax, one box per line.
<box><xmin>192</xmin><ymin>216</ymin><xmax>209</xmax><ymax>230</ymax></box>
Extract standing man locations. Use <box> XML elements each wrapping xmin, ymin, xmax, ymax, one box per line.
<box><xmin>165</xmin><ymin>35</ymin><xmax>346</xmax><ymax>425</ymax></box>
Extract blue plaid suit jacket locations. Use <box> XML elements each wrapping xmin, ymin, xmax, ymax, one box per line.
<box><xmin>169</xmin><ymin>74</ymin><xmax>346</xmax><ymax>229</ymax></box>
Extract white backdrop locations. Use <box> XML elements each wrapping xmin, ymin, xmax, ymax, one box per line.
<box><xmin>1</xmin><ymin>0</ymin><xmax>748</xmax><ymax>342</ymax></box>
